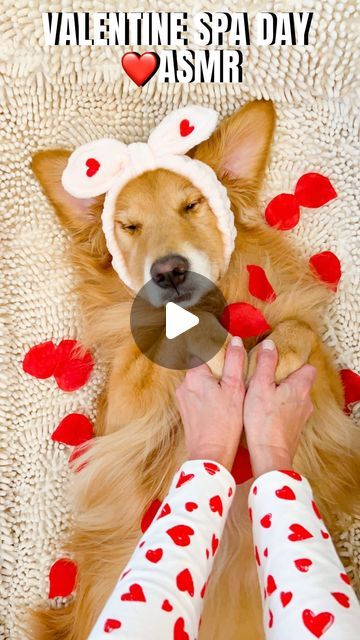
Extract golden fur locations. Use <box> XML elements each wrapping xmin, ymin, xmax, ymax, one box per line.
<box><xmin>28</xmin><ymin>101</ymin><xmax>360</xmax><ymax>639</ymax></box>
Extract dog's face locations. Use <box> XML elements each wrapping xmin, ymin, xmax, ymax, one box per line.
<box><xmin>113</xmin><ymin>169</ymin><xmax>225</xmax><ymax>306</ymax></box>
<box><xmin>31</xmin><ymin>100</ymin><xmax>275</xmax><ymax>309</ymax></box>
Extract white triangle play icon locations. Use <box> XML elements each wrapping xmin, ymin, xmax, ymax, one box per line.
<box><xmin>166</xmin><ymin>302</ymin><xmax>199</xmax><ymax>340</ymax></box>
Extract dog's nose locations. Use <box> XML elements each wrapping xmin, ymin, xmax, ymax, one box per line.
<box><xmin>150</xmin><ymin>254</ymin><xmax>189</xmax><ymax>289</ymax></box>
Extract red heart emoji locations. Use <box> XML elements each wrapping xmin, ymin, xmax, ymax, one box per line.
<box><xmin>162</xmin><ymin>599</ymin><xmax>173</xmax><ymax>612</ymax></box>
<box><xmin>179</xmin><ymin>119</ymin><xmax>194</xmax><ymax>137</ymax></box>
<box><xmin>85</xmin><ymin>158</ymin><xmax>100</xmax><ymax>177</ymax></box>
<box><xmin>279</xmin><ymin>469</ymin><xmax>302</xmax><ymax>481</ymax></box>
<box><xmin>209</xmin><ymin>495</ymin><xmax>223</xmax><ymax>516</ymax></box>
<box><xmin>141</xmin><ymin>498</ymin><xmax>161</xmax><ymax>533</ymax></box>
<box><xmin>331</xmin><ymin>592</ymin><xmax>350</xmax><ymax>608</ymax></box>
<box><xmin>203</xmin><ymin>462</ymin><xmax>220</xmax><ymax>475</ymax></box>
<box><xmin>260</xmin><ymin>513</ymin><xmax>272</xmax><ymax>528</ymax></box>
<box><xmin>51</xmin><ymin>413</ymin><xmax>94</xmax><ymax>446</ymax></box>
<box><xmin>120</xmin><ymin>583</ymin><xmax>146</xmax><ymax>602</ymax></box>
<box><xmin>266</xmin><ymin>575</ymin><xmax>277</xmax><ymax>596</ymax></box>
<box><xmin>302</xmin><ymin>609</ymin><xmax>334</xmax><ymax>638</ymax></box>
<box><xmin>211</xmin><ymin>533</ymin><xmax>219</xmax><ymax>556</ymax></box>
<box><xmin>294</xmin><ymin>558</ymin><xmax>313</xmax><ymax>572</ymax></box>
<box><xmin>53</xmin><ymin>340</ymin><xmax>94</xmax><ymax>392</ymax></box>
<box><xmin>166</xmin><ymin>525</ymin><xmax>194</xmax><ymax>547</ymax></box>
<box><xmin>121</xmin><ymin>52</ymin><xmax>160</xmax><ymax>87</ymax></box>
<box><xmin>104</xmin><ymin>618</ymin><xmax>121</xmax><ymax>633</ymax></box>
<box><xmin>176</xmin><ymin>568</ymin><xmax>194</xmax><ymax>597</ymax></box>
<box><xmin>247</xmin><ymin>265</ymin><xmax>277</xmax><ymax>302</ymax></box>
<box><xmin>158</xmin><ymin>503</ymin><xmax>171</xmax><ymax>519</ymax></box>
<box><xmin>185</xmin><ymin>502</ymin><xmax>198</xmax><ymax>512</ymax></box>
<box><xmin>23</xmin><ymin>340</ymin><xmax>59</xmax><ymax>379</ymax></box>
<box><xmin>145</xmin><ymin>548</ymin><xmax>163</xmax><ymax>564</ymax></box>
<box><xmin>48</xmin><ymin>558</ymin><xmax>77</xmax><ymax>598</ymax></box>
<box><xmin>254</xmin><ymin>546</ymin><xmax>261</xmax><ymax>567</ymax></box>
<box><xmin>288</xmin><ymin>524</ymin><xmax>313</xmax><ymax>542</ymax></box>
<box><xmin>280</xmin><ymin>591</ymin><xmax>293</xmax><ymax>607</ymax></box>
<box><xmin>174</xmin><ymin>617</ymin><xmax>189</xmax><ymax>640</ymax></box>
<box><xmin>340</xmin><ymin>572</ymin><xmax>350</xmax><ymax>585</ymax></box>
<box><xmin>176</xmin><ymin>471</ymin><xmax>194</xmax><ymax>488</ymax></box>
<box><xmin>275</xmin><ymin>485</ymin><xmax>296</xmax><ymax>500</ymax></box>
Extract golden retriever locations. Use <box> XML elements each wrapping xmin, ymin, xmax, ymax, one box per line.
<box><xmin>28</xmin><ymin>100</ymin><xmax>359</xmax><ymax>639</ymax></box>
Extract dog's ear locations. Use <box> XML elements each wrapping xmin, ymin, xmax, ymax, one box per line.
<box><xmin>191</xmin><ymin>100</ymin><xmax>275</xmax><ymax>188</ymax></box>
<box><xmin>31</xmin><ymin>149</ymin><xmax>105</xmax><ymax>234</ymax></box>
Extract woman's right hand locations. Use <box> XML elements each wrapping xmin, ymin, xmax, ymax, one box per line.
<box><xmin>244</xmin><ymin>339</ymin><xmax>316</xmax><ymax>479</ymax></box>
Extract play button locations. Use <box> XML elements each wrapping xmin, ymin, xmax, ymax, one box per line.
<box><xmin>130</xmin><ymin>271</ymin><xmax>228</xmax><ymax>370</ymax></box>
<box><xmin>166</xmin><ymin>303</ymin><xmax>199</xmax><ymax>339</ymax></box>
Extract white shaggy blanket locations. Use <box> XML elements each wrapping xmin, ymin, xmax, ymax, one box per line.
<box><xmin>0</xmin><ymin>0</ymin><xmax>359</xmax><ymax>637</ymax></box>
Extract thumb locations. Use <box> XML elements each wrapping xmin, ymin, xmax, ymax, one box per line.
<box><xmin>282</xmin><ymin>364</ymin><xmax>317</xmax><ymax>396</ymax></box>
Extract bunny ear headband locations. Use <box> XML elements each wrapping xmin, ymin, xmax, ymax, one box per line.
<box><xmin>62</xmin><ymin>106</ymin><xmax>236</xmax><ymax>290</ymax></box>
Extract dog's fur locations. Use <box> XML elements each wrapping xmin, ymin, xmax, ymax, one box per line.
<box><xmin>28</xmin><ymin>101</ymin><xmax>360</xmax><ymax>639</ymax></box>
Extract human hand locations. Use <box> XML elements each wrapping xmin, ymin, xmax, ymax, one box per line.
<box><xmin>176</xmin><ymin>337</ymin><xmax>246</xmax><ymax>471</ymax></box>
<box><xmin>244</xmin><ymin>339</ymin><xmax>316</xmax><ymax>478</ymax></box>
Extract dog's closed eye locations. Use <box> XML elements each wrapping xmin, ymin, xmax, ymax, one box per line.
<box><xmin>183</xmin><ymin>197</ymin><xmax>204</xmax><ymax>213</ymax></box>
<box><xmin>117</xmin><ymin>221</ymin><xmax>141</xmax><ymax>234</ymax></box>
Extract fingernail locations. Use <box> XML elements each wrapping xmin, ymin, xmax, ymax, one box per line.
<box><xmin>262</xmin><ymin>339</ymin><xmax>275</xmax><ymax>351</ymax></box>
<box><xmin>230</xmin><ymin>336</ymin><xmax>243</xmax><ymax>348</ymax></box>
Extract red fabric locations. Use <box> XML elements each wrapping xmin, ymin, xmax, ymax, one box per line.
<box><xmin>48</xmin><ymin>558</ymin><xmax>77</xmax><ymax>598</ymax></box>
<box><xmin>340</xmin><ymin>369</ymin><xmax>360</xmax><ymax>414</ymax></box>
<box><xmin>220</xmin><ymin>302</ymin><xmax>271</xmax><ymax>339</ymax></box>
<box><xmin>231</xmin><ymin>445</ymin><xmax>253</xmax><ymax>485</ymax></box>
<box><xmin>53</xmin><ymin>340</ymin><xmax>94</xmax><ymax>392</ymax></box>
<box><xmin>247</xmin><ymin>265</ymin><xmax>277</xmax><ymax>302</ymax></box>
<box><xmin>51</xmin><ymin>413</ymin><xmax>94</xmax><ymax>446</ymax></box>
<box><xmin>22</xmin><ymin>341</ymin><xmax>59</xmax><ymax>379</ymax></box>
<box><xmin>141</xmin><ymin>499</ymin><xmax>162</xmax><ymax>533</ymax></box>
<box><xmin>265</xmin><ymin>193</ymin><xmax>300</xmax><ymax>230</ymax></box>
<box><xmin>295</xmin><ymin>173</ymin><xmax>337</xmax><ymax>208</ymax></box>
<box><xmin>309</xmin><ymin>251</ymin><xmax>341</xmax><ymax>291</ymax></box>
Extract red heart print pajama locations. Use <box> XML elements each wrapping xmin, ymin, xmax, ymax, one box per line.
<box><xmin>87</xmin><ymin>461</ymin><xmax>360</xmax><ymax>639</ymax></box>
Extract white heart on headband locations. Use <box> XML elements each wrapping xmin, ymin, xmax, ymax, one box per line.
<box><xmin>62</xmin><ymin>105</ymin><xmax>237</xmax><ymax>290</ymax></box>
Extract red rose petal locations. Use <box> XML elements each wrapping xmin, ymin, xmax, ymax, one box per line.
<box><xmin>265</xmin><ymin>193</ymin><xmax>300</xmax><ymax>230</ymax></box>
<box><xmin>231</xmin><ymin>445</ymin><xmax>253</xmax><ymax>485</ymax></box>
<box><xmin>51</xmin><ymin>413</ymin><xmax>94</xmax><ymax>446</ymax></box>
<box><xmin>48</xmin><ymin>558</ymin><xmax>77</xmax><ymax>598</ymax></box>
<box><xmin>22</xmin><ymin>341</ymin><xmax>59</xmax><ymax>379</ymax></box>
<box><xmin>54</xmin><ymin>340</ymin><xmax>94</xmax><ymax>392</ymax></box>
<box><xmin>220</xmin><ymin>302</ymin><xmax>271</xmax><ymax>339</ymax></box>
<box><xmin>247</xmin><ymin>265</ymin><xmax>277</xmax><ymax>302</ymax></box>
<box><xmin>141</xmin><ymin>499</ymin><xmax>161</xmax><ymax>533</ymax></box>
<box><xmin>295</xmin><ymin>173</ymin><xmax>337</xmax><ymax>208</ymax></box>
<box><xmin>309</xmin><ymin>251</ymin><xmax>341</xmax><ymax>291</ymax></box>
<box><xmin>340</xmin><ymin>369</ymin><xmax>360</xmax><ymax>414</ymax></box>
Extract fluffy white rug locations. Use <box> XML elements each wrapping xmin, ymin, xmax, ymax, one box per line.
<box><xmin>0</xmin><ymin>0</ymin><xmax>359</xmax><ymax>637</ymax></box>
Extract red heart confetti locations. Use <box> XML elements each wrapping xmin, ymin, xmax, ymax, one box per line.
<box><xmin>247</xmin><ymin>265</ymin><xmax>277</xmax><ymax>302</ymax></box>
<box><xmin>104</xmin><ymin>618</ymin><xmax>121</xmax><ymax>633</ymax></box>
<box><xmin>203</xmin><ymin>462</ymin><xmax>220</xmax><ymax>475</ymax></box>
<box><xmin>266</xmin><ymin>574</ymin><xmax>277</xmax><ymax>596</ymax></box>
<box><xmin>53</xmin><ymin>340</ymin><xmax>94</xmax><ymax>392</ymax></box>
<box><xmin>340</xmin><ymin>369</ymin><xmax>360</xmax><ymax>414</ymax></box>
<box><xmin>85</xmin><ymin>158</ymin><xmax>100</xmax><ymax>177</ymax></box>
<box><xmin>162</xmin><ymin>599</ymin><xmax>173</xmax><ymax>612</ymax></box>
<box><xmin>179</xmin><ymin>119</ymin><xmax>195</xmax><ymax>137</ymax></box>
<box><xmin>294</xmin><ymin>558</ymin><xmax>313</xmax><ymax>572</ymax></box>
<box><xmin>275</xmin><ymin>485</ymin><xmax>296</xmax><ymax>500</ymax></box>
<box><xmin>288</xmin><ymin>524</ymin><xmax>313</xmax><ymax>542</ymax></box>
<box><xmin>120</xmin><ymin>583</ymin><xmax>146</xmax><ymax>602</ymax></box>
<box><xmin>176</xmin><ymin>568</ymin><xmax>194</xmax><ymax>597</ymax></box>
<box><xmin>145</xmin><ymin>548</ymin><xmax>163</xmax><ymax>564</ymax></box>
<box><xmin>280</xmin><ymin>591</ymin><xmax>293</xmax><ymax>607</ymax></box>
<box><xmin>220</xmin><ymin>302</ymin><xmax>271</xmax><ymax>339</ymax></box>
<box><xmin>174</xmin><ymin>617</ymin><xmax>189</xmax><ymax>640</ymax></box>
<box><xmin>231</xmin><ymin>445</ymin><xmax>253</xmax><ymax>485</ymax></box>
<box><xmin>295</xmin><ymin>173</ymin><xmax>337</xmax><ymax>209</ymax></box>
<box><xmin>265</xmin><ymin>193</ymin><xmax>300</xmax><ymax>230</ymax></box>
<box><xmin>48</xmin><ymin>558</ymin><xmax>77</xmax><ymax>598</ymax></box>
<box><xmin>141</xmin><ymin>498</ymin><xmax>161</xmax><ymax>533</ymax></box>
<box><xmin>23</xmin><ymin>340</ymin><xmax>59</xmax><ymax>379</ymax></box>
<box><xmin>302</xmin><ymin>609</ymin><xmax>334</xmax><ymax>638</ymax></box>
<box><xmin>309</xmin><ymin>251</ymin><xmax>341</xmax><ymax>291</ymax></box>
<box><xmin>167</xmin><ymin>525</ymin><xmax>194</xmax><ymax>547</ymax></box>
<box><xmin>51</xmin><ymin>413</ymin><xmax>94</xmax><ymax>446</ymax></box>
<box><xmin>209</xmin><ymin>495</ymin><xmax>223</xmax><ymax>516</ymax></box>
<box><xmin>185</xmin><ymin>502</ymin><xmax>198</xmax><ymax>512</ymax></box>
<box><xmin>121</xmin><ymin>52</ymin><xmax>160</xmax><ymax>87</ymax></box>
<box><xmin>176</xmin><ymin>471</ymin><xmax>194</xmax><ymax>488</ymax></box>
<box><xmin>260</xmin><ymin>513</ymin><xmax>272</xmax><ymax>528</ymax></box>
<box><xmin>331</xmin><ymin>592</ymin><xmax>350</xmax><ymax>608</ymax></box>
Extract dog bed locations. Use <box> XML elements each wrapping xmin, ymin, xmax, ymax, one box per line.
<box><xmin>0</xmin><ymin>0</ymin><xmax>359</xmax><ymax>637</ymax></box>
